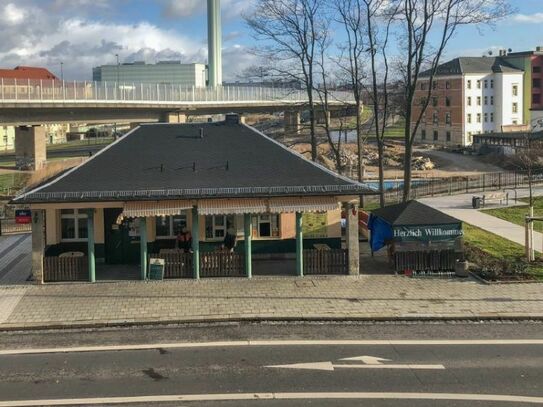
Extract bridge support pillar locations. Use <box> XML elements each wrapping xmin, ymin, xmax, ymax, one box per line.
<box><xmin>160</xmin><ymin>112</ymin><xmax>187</xmax><ymax>123</ymax></box>
<box><xmin>15</xmin><ymin>126</ymin><xmax>46</xmax><ymax>170</ymax></box>
<box><xmin>316</xmin><ymin>110</ymin><xmax>331</xmax><ymax>125</ymax></box>
<box><xmin>284</xmin><ymin>111</ymin><xmax>301</xmax><ymax>135</ymax></box>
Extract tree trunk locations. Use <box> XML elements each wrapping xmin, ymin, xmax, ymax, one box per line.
<box><xmin>403</xmin><ymin>139</ymin><xmax>413</xmax><ymax>202</ymax></box>
<box><xmin>378</xmin><ymin>141</ymin><xmax>385</xmax><ymax>208</ymax></box>
<box><xmin>356</xmin><ymin>100</ymin><xmax>365</xmax><ymax>207</ymax></box>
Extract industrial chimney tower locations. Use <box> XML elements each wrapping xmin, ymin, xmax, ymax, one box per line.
<box><xmin>207</xmin><ymin>0</ymin><xmax>222</xmax><ymax>87</ymax></box>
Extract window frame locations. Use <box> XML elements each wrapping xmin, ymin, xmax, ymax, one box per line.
<box><xmin>60</xmin><ymin>209</ymin><xmax>89</xmax><ymax>242</ymax></box>
<box><xmin>205</xmin><ymin>215</ymin><xmax>236</xmax><ymax>241</ymax></box>
<box><xmin>252</xmin><ymin>214</ymin><xmax>281</xmax><ymax>239</ymax></box>
<box><xmin>155</xmin><ymin>214</ymin><xmax>188</xmax><ymax>239</ymax></box>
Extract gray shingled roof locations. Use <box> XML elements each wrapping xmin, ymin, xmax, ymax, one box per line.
<box><xmin>15</xmin><ymin>121</ymin><xmax>373</xmax><ymax>203</ymax></box>
<box><xmin>421</xmin><ymin>57</ymin><xmax>523</xmax><ymax>77</ymax></box>
<box><xmin>371</xmin><ymin>201</ymin><xmax>461</xmax><ymax>226</ymax></box>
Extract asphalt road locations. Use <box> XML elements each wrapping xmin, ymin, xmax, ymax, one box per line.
<box><xmin>0</xmin><ymin>322</ymin><xmax>542</xmax><ymax>406</ymax></box>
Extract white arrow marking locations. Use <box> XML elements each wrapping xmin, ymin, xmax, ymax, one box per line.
<box><xmin>266</xmin><ymin>362</ymin><xmax>445</xmax><ymax>371</ymax></box>
<box><xmin>340</xmin><ymin>356</ymin><xmax>390</xmax><ymax>365</ymax></box>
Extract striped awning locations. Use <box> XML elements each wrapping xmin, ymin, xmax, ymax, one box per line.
<box><xmin>198</xmin><ymin>199</ymin><xmax>268</xmax><ymax>215</ymax></box>
<box><xmin>268</xmin><ymin>197</ymin><xmax>339</xmax><ymax>213</ymax></box>
<box><xmin>122</xmin><ymin>200</ymin><xmax>193</xmax><ymax>218</ymax></box>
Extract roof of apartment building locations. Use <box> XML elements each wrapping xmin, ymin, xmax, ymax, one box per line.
<box><xmin>14</xmin><ymin>116</ymin><xmax>373</xmax><ymax>204</ymax></box>
<box><xmin>421</xmin><ymin>57</ymin><xmax>523</xmax><ymax>77</ymax></box>
<box><xmin>0</xmin><ymin>66</ymin><xmax>58</xmax><ymax>80</ymax></box>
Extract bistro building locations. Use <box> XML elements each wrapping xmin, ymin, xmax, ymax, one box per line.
<box><xmin>14</xmin><ymin>114</ymin><xmax>373</xmax><ymax>283</ymax></box>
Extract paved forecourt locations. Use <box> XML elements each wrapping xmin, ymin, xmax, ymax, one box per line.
<box><xmin>0</xmin><ymin>275</ymin><xmax>542</xmax><ymax>329</ymax></box>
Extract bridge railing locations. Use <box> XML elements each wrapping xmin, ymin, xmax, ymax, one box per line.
<box><xmin>0</xmin><ymin>79</ymin><xmax>354</xmax><ymax>104</ymax></box>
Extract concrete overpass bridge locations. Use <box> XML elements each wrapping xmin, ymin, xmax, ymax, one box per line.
<box><xmin>0</xmin><ymin>80</ymin><xmax>355</xmax><ymax>169</ymax></box>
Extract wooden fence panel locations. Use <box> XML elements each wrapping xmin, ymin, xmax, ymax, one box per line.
<box><xmin>304</xmin><ymin>249</ymin><xmax>348</xmax><ymax>275</ymax></box>
<box><xmin>200</xmin><ymin>251</ymin><xmax>245</xmax><ymax>278</ymax></box>
<box><xmin>43</xmin><ymin>256</ymin><xmax>88</xmax><ymax>282</ymax></box>
<box><xmin>394</xmin><ymin>250</ymin><xmax>456</xmax><ymax>273</ymax></box>
<box><xmin>157</xmin><ymin>251</ymin><xmax>193</xmax><ymax>279</ymax></box>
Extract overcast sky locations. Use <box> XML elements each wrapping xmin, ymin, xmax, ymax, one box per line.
<box><xmin>0</xmin><ymin>0</ymin><xmax>542</xmax><ymax>82</ymax></box>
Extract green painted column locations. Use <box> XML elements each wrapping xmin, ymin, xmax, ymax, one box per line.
<box><xmin>192</xmin><ymin>206</ymin><xmax>200</xmax><ymax>280</ymax></box>
<box><xmin>296</xmin><ymin>212</ymin><xmax>303</xmax><ymax>277</ymax></box>
<box><xmin>140</xmin><ymin>217</ymin><xmax>147</xmax><ymax>280</ymax></box>
<box><xmin>244</xmin><ymin>214</ymin><xmax>252</xmax><ymax>278</ymax></box>
<box><xmin>87</xmin><ymin>210</ymin><xmax>96</xmax><ymax>283</ymax></box>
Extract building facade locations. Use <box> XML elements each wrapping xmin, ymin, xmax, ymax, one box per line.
<box><xmin>413</xmin><ymin>57</ymin><xmax>525</xmax><ymax>146</ymax></box>
<box><xmin>92</xmin><ymin>61</ymin><xmax>207</xmax><ymax>87</ymax></box>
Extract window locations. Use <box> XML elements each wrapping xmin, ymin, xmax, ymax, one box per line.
<box><xmin>445</xmin><ymin>97</ymin><xmax>451</xmax><ymax>107</ymax></box>
<box><xmin>484</xmin><ymin>113</ymin><xmax>488</xmax><ymax>123</ymax></box>
<box><xmin>445</xmin><ymin>112</ymin><xmax>451</xmax><ymax>125</ymax></box>
<box><xmin>467</xmin><ymin>96</ymin><xmax>472</xmax><ymax>106</ymax></box>
<box><xmin>432</xmin><ymin>97</ymin><xmax>438</xmax><ymax>107</ymax></box>
<box><xmin>61</xmin><ymin>209</ymin><xmax>88</xmax><ymax>241</ymax></box>
<box><xmin>477</xmin><ymin>96</ymin><xmax>481</xmax><ymax>106</ymax></box>
<box><xmin>467</xmin><ymin>80</ymin><xmax>472</xmax><ymax>89</ymax></box>
<box><xmin>420</xmin><ymin>82</ymin><xmax>426</xmax><ymax>90</ymax></box>
<box><xmin>490</xmin><ymin>79</ymin><xmax>494</xmax><ymax>89</ymax></box>
<box><xmin>484</xmin><ymin>96</ymin><xmax>488</xmax><ymax>105</ymax></box>
<box><xmin>421</xmin><ymin>129</ymin><xmax>426</xmax><ymax>140</ymax></box>
<box><xmin>420</xmin><ymin>97</ymin><xmax>427</xmax><ymax>106</ymax></box>
<box><xmin>433</xmin><ymin>112</ymin><xmax>438</xmax><ymax>125</ymax></box>
<box><xmin>490</xmin><ymin>112</ymin><xmax>494</xmax><ymax>122</ymax></box>
<box><xmin>467</xmin><ymin>113</ymin><xmax>472</xmax><ymax>124</ymax></box>
<box><xmin>252</xmin><ymin>214</ymin><xmax>280</xmax><ymax>238</ymax></box>
<box><xmin>477</xmin><ymin>80</ymin><xmax>481</xmax><ymax>89</ymax></box>
<box><xmin>491</xmin><ymin>96</ymin><xmax>494</xmax><ymax>105</ymax></box>
<box><xmin>477</xmin><ymin>113</ymin><xmax>482</xmax><ymax>123</ymax></box>
<box><xmin>446</xmin><ymin>131</ymin><xmax>451</xmax><ymax>142</ymax></box>
<box><xmin>534</xmin><ymin>94</ymin><xmax>541</xmax><ymax>104</ymax></box>
<box><xmin>432</xmin><ymin>81</ymin><xmax>437</xmax><ymax>90</ymax></box>
<box><xmin>512</xmin><ymin>84</ymin><xmax>519</xmax><ymax>96</ymax></box>
<box><xmin>484</xmin><ymin>80</ymin><xmax>488</xmax><ymax>89</ymax></box>
<box><xmin>534</xmin><ymin>66</ymin><xmax>542</xmax><ymax>74</ymax></box>
<box><xmin>446</xmin><ymin>81</ymin><xmax>451</xmax><ymax>89</ymax></box>
<box><xmin>467</xmin><ymin>132</ymin><xmax>473</xmax><ymax>143</ymax></box>
<box><xmin>205</xmin><ymin>215</ymin><xmax>235</xmax><ymax>240</ymax></box>
<box><xmin>513</xmin><ymin>120</ymin><xmax>518</xmax><ymax>125</ymax></box>
<box><xmin>533</xmin><ymin>79</ymin><xmax>542</xmax><ymax>88</ymax></box>
<box><xmin>433</xmin><ymin>130</ymin><xmax>438</xmax><ymax>141</ymax></box>
<box><xmin>512</xmin><ymin>102</ymin><xmax>518</xmax><ymax>114</ymax></box>
<box><xmin>156</xmin><ymin>214</ymin><xmax>187</xmax><ymax>238</ymax></box>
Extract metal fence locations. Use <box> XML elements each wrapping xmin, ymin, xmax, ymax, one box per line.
<box><xmin>364</xmin><ymin>171</ymin><xmax>542</xmax><ymax>205</ymax></box>
<box><xmin>0</xmin><ymin>78</ymin><xmax>354</xmax><ymax>104</ymax></box>
<box><xmin>0</xmin><ymin>218</ymin><xmax>31</xmax><ymax>235</ymax></box>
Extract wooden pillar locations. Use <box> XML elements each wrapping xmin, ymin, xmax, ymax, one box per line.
<box><xmin>31</xmin><ymin>209</ymin><xmax>44</xmax><ymax>284</ymax></box>
<box><xmin>284</xmin><ymin>111</ymin><xmax>301</xmax><ymax>135</ymax></box>
<box><xmin>244</xmin><ymin>214</ymin><xmax>252</xmax><ymax>278</ymax></box>
<box><xmin>87</xmin><ymin>210</ymin><xmax>96</xmax><ymax>283</ymax></box>
<box><xmin>192</xmin><ymin>206</ymin><xmax>200</xmax><ymax>279</ymax></box>
<box><xmin>140</xmin><ymin>217</ymin><xmax>147</xmax><ymax>280</ymax></box>
<box><xmin>296</xmin><ymin>212</ymin><xmax>303</xmax><ymax>277</ymax></box>
<box><xmin>346</xmin><ymin>202</ymin><xmax>360</xmax><ymax>275</ymax></box>
<box><xmin>15</xmin><ymin>126</ymin><xmax>46</xmax><ymax>170</ymax></box>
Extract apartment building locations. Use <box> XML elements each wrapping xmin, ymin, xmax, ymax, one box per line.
<box><xmin>413</xmin><ymin>57</ymin><xmax>524</xmax><ymax>146</ymax></box>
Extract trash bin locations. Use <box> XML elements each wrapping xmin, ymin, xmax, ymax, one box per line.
<box><xmin>472</xmin><ymin>196</ymin><xmax>481</xmax><ymax>209</ymax></box>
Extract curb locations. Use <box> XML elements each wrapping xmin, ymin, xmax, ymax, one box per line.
<box><xmin>2</xmin><ymin>314</ymin><xmax>543</xmax><ymax>332</ymax></box>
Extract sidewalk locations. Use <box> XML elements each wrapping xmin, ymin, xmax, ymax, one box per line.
<box><xmin>420</xmin><ymin>188</ymin><xmax>543</xmax><ymax>252</ymax></box>
<box><xmin>0</xmin><ymin>276</ymin><xmax>541</xmax><ymax>330</ymax></box>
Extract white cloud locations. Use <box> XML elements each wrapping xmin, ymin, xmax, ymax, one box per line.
<box><xmin>161</xmin><ymin>0</ymin><xmax>254</xmax><ymax>20</ymax></box>
<box><xmin>511</xmin><ymin>13</ymin><xmax>543</xmax><ymax>24</ymax></box>
<box><xmin>0</xmin><ymin>1</ymin><xmax>259</xmax><ymax>81</ymax></box>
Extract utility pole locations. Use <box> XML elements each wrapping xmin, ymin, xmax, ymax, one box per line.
<box><xmin>114</xmin><ymin>54</ymin><xmax>120</xmax><ymax>138</ymax></box>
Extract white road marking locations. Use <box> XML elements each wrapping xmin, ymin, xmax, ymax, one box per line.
<box><xmin>0</xmin><ymin>392</ymin><xmax>542</xmax><ymax>406</ymax></box>
<box><xmin>341</xmin><ymin>356</ymin><xmax>390</xmax><ymax>364</ymax></box>
<box><xmin>1</xmin><ymin>339</ymin><xmax>543</xmax><ymax>356</ymax></box>
<box><xmin>266</xmin><ymin>361</ymin><xmax>446</xmax><ymax>371</ymax></box>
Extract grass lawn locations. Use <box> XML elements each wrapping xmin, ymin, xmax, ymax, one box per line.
<box><xmin>0</xmin><ymin>172</ymin><xmax>30</xmax><ymax>193</ymax></box>
<box><xmin>483</xmin><ymin>197</ymin><xmax>543</xmax><ymax>228</ymax></box>
<box><xmin>463</xmin><ymin>223</ymin><xmax>543</xmax><ymax>279</ymax></box>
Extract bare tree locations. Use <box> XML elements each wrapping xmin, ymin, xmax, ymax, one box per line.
<box><xmin>245</xmin><ymin>0</ymin><xmax>327</xmax><ymax>161</ymax></box>
<box><xmin>397</xmin><ymin>0</ymin><xmax>512</xmax><ymax>201</ymax></box>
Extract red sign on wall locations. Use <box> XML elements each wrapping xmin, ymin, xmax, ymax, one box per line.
<box><xmin>15</xmin><ymin>210</ymin><xmax>32</xmax><ymax>224</ymax></box>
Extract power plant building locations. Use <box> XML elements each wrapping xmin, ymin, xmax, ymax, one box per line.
<box><xmin>92</xmin><ymin>62</ymin><xmax>207</xmax><ymax>87</ymax></box>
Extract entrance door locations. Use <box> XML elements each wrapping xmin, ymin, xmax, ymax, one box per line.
<box><xmin>104</xmin><ymin>208</ymin><xmax>140</xmax><ymax>264</ymax></box>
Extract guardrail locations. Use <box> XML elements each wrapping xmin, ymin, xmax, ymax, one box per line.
<box><xmin>0</xmin><ymin>78</ymin><xmax>354</xmax><ymax>104</ymax></box>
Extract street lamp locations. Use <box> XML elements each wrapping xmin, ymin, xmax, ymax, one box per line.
<box><xmin>114</xmin><ymin>53</ymin><xmax>120</xmax><ymax>138</ymax></box>
<box><xmin>60</xmin><ymin>62</ymin><xmax>64</xmax><ymax>81</ymax></box>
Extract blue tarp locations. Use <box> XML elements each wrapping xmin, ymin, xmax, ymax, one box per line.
<box><xmin>368</xmin><ymin>214</ymin><xmax>394</xmax><ymax>252</ymax></box>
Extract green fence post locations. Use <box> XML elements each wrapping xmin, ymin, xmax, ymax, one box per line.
<box><xmin>87</xmin><ymin>210</ymin><xmax>95</xmax><ymax>283</ymax></box>
<box><xmin>192</xmin><ymin>206</ymin><xmax>200</xmax><ymax>280</ymax></box>
<box><xmin>296</xmin><ymin>212</ymin><xmax>303</xmax><ymax>277</ymax></box>
<box><xmin>244</xmin><ymin>214</ymin><xmax>252</xmax><ymax>278</ymax></box>
<box><xmin>140</xmin><ymin>217</ymin><xmax>147</xmax><ymax>280</ymax></box>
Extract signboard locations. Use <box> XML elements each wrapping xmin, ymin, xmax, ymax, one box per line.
<box><xmin>148</xmin><ymin>258</ymin><xmax>165</xmax><ymax>280</ymax></box>
<box><xmin>393</xmin><ymin>224</ymin><xmax>463</xmax><ymax>242</ymax></box>
<box><xmin>303</xmin><ymin>213</ymin><xmax>328</xmax><ymax>238</ymax></box>
<box><xmin>15</xmin><ymin>209</ymin><xmax>32</xmax><ymax>224</ymax></box>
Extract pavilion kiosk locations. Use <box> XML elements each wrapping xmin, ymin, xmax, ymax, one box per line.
<box><xmin>368</xmin><ymin>201</ymin><xmax>464</xmax><ymax>275</ymax></box>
